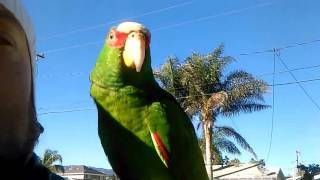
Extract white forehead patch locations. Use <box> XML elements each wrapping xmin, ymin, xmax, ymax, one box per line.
<box><xmin>117</xmin><ymin>22</ymin><xmax>150</xmax><ymax>38</ymax></box>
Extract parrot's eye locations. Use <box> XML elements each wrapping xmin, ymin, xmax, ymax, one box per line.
<box><xmin>107</xmin><ymin>30</ymin><xmax>117</xmax><ymax>42</ymax></box>
<box><xmin>109</xmin><ymin>33</ymin><xmax>115</xmax><ymax>40</ymax></box>
<box><xmin>107</xmin><ymin>31</ymin><xmax>118</xmax><ymax>46</ymax></box>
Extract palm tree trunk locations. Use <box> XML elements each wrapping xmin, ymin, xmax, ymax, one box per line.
<box><xmin>203</xmin><ymin>91</ymin><xmax>228</xmax><ymax>179</ymax></box>
<box><xmin>204</xmin><ymin>120</ymin><xmax>213</xmax><ymax>180</ymax></box>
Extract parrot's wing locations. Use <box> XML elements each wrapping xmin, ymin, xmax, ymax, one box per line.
<box><xmin>147</xmin><ymin>89</ymin><xmax>203</xmax><ymax>167</ymax></box>
<box><xmin>146</xmin><ymin>102</ymin><xmax>172</xmax><ymax>168</ymax></box>
<box><xmin>146</xmin><ymin>89</ymin><xmax>207</xmax><ymax>180</ymax></box>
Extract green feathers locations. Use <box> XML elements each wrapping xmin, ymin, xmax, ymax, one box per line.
<box><xmin>90</xmin><ymin>22</ymin><xmax>208</xmax><ymax>180</ymax></box>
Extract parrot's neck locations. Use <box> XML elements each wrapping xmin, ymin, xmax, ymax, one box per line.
<box><xmin>123</xmin><ymin>50</ymin><xmax>158</xmax><ymax>88</ymax></box>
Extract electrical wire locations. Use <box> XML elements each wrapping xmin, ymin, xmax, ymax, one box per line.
<box><xmin>39</xmin><ymin>1</ymin><xmax>194</xmax><ymax>41</ymax></box>
<box><xmin>238</xmin><ymin>40</ymin><xmax>320</xmax><ymax>57</ymax></box>
<box><xmin>42</xmin><ymin>41</ymin><xmax>102</xmax><ymax>54</ymax></box>
<box><xmin>38</xmin><ymin>108</ymin><xmax>96</xmax><ymax>116</ymax></box>
<box><xmin>152</xmin><ymin>2</ymin><xmax>275</xmax><ymax>32</ymax></box>
<box><xmin>257</xmin><ymin>63</ymin><xmax>320</xmax><ymax>77</ymax></box>
<box><xmin>38</xmin><ymin>2</ymin><xmax>276</xmax><ymax>55</ymax></box>
<box><xmin>173</xmin><ymin>77</ymin><xmax>320</xmax><ymax>100</ymax></box>
<box><xmin>36</xmin><ymin>77</ymin><xmax>320</xmax><ymax>116</ymax></box>
<box><xmin>36</xmin><ymin>62</ymin><xmax>320</xmax><ymax>79</ymax></box>
<box><xmin>275</xmin><ymin>52</ymin><xmax>320</xmax><ymax>111</ymax></box>
<box><xmin>37</xmin><ymin>100</ymin><xmax>92</xmax><ymax>111</ymax></box>
<box><xmin>38</xmin><ymin>36</ymin><xmax>320</xmax><ymax>56</ymax></box>
<box><xmin>270</xmin><ymin>77</ymin><xmax>320</xmax><ymax>86</ymax></box>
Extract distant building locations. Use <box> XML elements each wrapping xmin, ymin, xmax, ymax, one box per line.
<box><xmin>57</xmin><ymin>165</ymin><xmax>115</xmax><ymax>180</ymax></box>
<box><xmin>287</xmin><ymin>173</ymin><xmax>320</xmax><ymax>180</ymax></box>
<box><xmin>212</xmin><ymin>163</ymin><xmax>286</xmax><ymax>180</ymax></box>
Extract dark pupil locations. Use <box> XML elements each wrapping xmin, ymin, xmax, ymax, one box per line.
<box><xmin>110</xmin><ymin>34</ymin><xmax>114</xmax><ymax>39</ymax></box>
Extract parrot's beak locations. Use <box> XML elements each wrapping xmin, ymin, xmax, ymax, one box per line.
<box><xmin>123</xmin><ymin>31</ymin><xmax>146</xmax><ymax>72</ymax></box>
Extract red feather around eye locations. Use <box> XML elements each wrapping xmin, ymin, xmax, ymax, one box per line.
<box><xmin>153</xmin><ymin>132</ymin><xmax>170</xmax><ymax>164</ymax></box>
<box><xmin>108</xmin><ymin>30</ymin><xmax>128</xmax><ymax>48</ymax></box>
<box><xmin>114</xmin><ymin>31</ymin><xmax>127</xmax><ymax>47</ymax></box>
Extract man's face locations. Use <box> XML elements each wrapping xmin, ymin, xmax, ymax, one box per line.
<box><xmin>0</xmin><ymin>5</ymin><xmax>33</xmax><ymax>159</ymax></box>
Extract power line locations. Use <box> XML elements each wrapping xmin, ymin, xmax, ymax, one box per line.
<box><xmin>38</xmin><ymin>2</ymin><xmax>276</xmax><ymax>55</ymax></box>
<box><xmin>271</xmin><ymin>77</ymin><xmax>320</xmax><ymax>86</ymax></box>
<box><xmin>257</xmin><ymin>63</ymin><xmax>320</xmax><ymax>77</ymax></box>
<box><xmin>42</xmin><ymin>41</ymin><xmax>102</xmax><ymax>54</ymax></box>
<box><xmin>152</xmin><ymin>2</ymin><xmax>275</xmax><ymax>32</ymax></box>
<box><xmin>39</xmin><ymin>1</ymin><xmax>194</xmax><ymax>41</ymax></box>
<box><xmin>38</xmin><ymin>108</ymin><xmax>96</xmax><ymax>116</ymax></box>
<box><xmin>173</xmin><ymin>77</ymin><xmax>320</xmax><ymax>99</ymax></box>
<box><xmin>266</xmin><ymin>49</ymin><xmax>276</xmax><ymax>163</ymax></box>
<box><xmin>278</xmin><ymin>39</ymin><xmax>320</xmax><ymax>51</ymax></box>
<box><xmin>37</xmin><ymin>71</ymin><xmax>90</xmax><ymax>78</ymax></box>
<box><xmin>238</xmin><ymin>39</ymin><xmax>320</xmax><ymax>57</ymax></box>
<box><xmin>37</xmin><ymin>100</ymin><xmax>92</xmax><ymax>111</ymax></box>
<box><xmin>36</xmin><ymin>62</ymin><xmax>320</xmax><ymax>79</ymax></box>
<box><xmin>173</xmin><ymin>76</ymin><xmax>320</xmax><ymax>94</ymax></box>
<box><xmin>275</xmin><ymin>52</ymin><xmax>320</xmax><ymax>111</ymax></box>
<box><xmin>38</xmin><ymin>36</ymin><xmax>320</xmax><ymax>56</ymax></box>
<box><xmin>36</xmin><ymin>77</ymin><xmax>320</xmax><ymax>116</ymax></box>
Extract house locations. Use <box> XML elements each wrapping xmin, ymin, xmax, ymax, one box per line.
<box><xmin>286</xmin><ymin>176</ymin><xmax>302</xmax><ymax>180</ymax></box>
<box><xmin>57</xmin><ymin>165</ymin><xmax>114</xmax><ymax>180</ymax></box>
<box><xmin>286</xmin><ymin>173</ymin><xmax>320</xmax><ymax>180</ymax></box>
<box><xmin>212</xmin><ymin>162</ymin><xmax>286</xmax><ymax>180</ymax></box>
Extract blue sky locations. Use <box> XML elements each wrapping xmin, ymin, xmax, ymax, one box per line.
<box><xmin>21</xmin><ymin>0</ymin><xmax>319</xmax><ymax>175</ymax></box>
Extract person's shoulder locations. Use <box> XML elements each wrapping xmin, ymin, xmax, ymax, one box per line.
<box><xmin>49</xmin><ymin>173</ymin><xmax>65</xmax><ymax>180</ymax></box>
<box><xmin>26</xmin><ymin>153</ymin><xmax>65</xmax><ymax>180</ymax></box>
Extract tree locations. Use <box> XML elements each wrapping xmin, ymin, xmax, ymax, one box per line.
<box><xmin>40</xmin><ymin>149</ymin><xmax>64</xmax><ymax>173</ymax></box>
<box><xmin>297</xmin><ymin>164</ymin><xmax>320</xmax><ymax>180</ymax></box>
<box><xmin>198</xmin><ymin>126</ymin><xmax>257</xmax><ymax>165</ymax></box>
<box><xmin>155</xmin><ymin>45</ymin><xmax>269</xmax><ymax>179</ymax></box>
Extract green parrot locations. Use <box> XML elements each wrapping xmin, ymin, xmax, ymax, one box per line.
<box><xmin>90</xmin><ymin>22</ymin><xmax>208</xmax><ymax>180</ymax></box>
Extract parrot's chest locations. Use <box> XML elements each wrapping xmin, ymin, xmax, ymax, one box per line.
<box><xmin>92</xmin><ymin>85</ymin><xmax>172</xmax><ymax>177</ymax></box>
<box><xmin>97</xmin><ymin>87</ymin><xmax>153</xmax><ymax>144</ymax></box>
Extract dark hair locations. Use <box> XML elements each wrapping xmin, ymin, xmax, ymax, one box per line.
<box><xmin>24</xmin><ymin>35</ymin><xmax>44</xmax><ymax>154</ymax></box>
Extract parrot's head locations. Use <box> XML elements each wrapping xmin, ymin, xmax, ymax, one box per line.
<box><xmin>90</xmin><ymin>21</ymin><xmax>154</xmax><ymax>88</ymax></box>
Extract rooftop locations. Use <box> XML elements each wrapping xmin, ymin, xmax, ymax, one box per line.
<box><xmin>61</xmin><ymin>165</ymin><xmax>108</xmax><ymax>175</ymax></box>
<box><xmin>212</xmin><ymin>163</ymin><xmax>285</xmax><ymax>180</ymax></box>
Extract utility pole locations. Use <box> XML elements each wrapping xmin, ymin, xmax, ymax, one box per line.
<box><xmin>296</xmin><ymin>150</ymin><xmax>300</xmax><ymax>167</ymax></box>
<box><xmin>293</xmin><ymin>150</ymin><xmax>301</xmax><ymax>180</ymax></box>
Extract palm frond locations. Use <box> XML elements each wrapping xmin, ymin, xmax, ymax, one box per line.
<box><xmin>215</xmin><ymin>126</ymin><xmax>257</xmax><ymax>158</ymax></box>
<box><xmin>224</xmin><ymin>70</ymin><xmax>269</xmax><ymax>102</ymax></box>
<box><xmin>214</xmin><ymin>138</ymin><xmax>241</xmax><ymax>155</ymax></box>
<box><xmin>222</xmin><ymin>103</ymin><xmax>270</xmax><ymax>117</ymax></box>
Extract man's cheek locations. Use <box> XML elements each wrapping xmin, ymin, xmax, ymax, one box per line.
<box><xmin>0</xmin><ymin>59</ymin><xmax>31</xmax><ymax>108</ymax></box>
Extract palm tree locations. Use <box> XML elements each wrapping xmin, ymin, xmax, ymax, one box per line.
<box><xmin>40</xmin><ymin>149</ymin><xmax>64</xmax><ymax>173</ymax></box>
<box><xmin>154</xmin><ymin>57</ymin><xmax>186</xmax><ymax>100</ymax></box>
<box><xmin>198</xmin><ymin>126</ymin><xmax>257</xmax><ymax>165</ymax></box>
<box><xmin>155</xmin><ymin>45</ymin><xmax>269</xmax><ymax>179</ymax></box>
